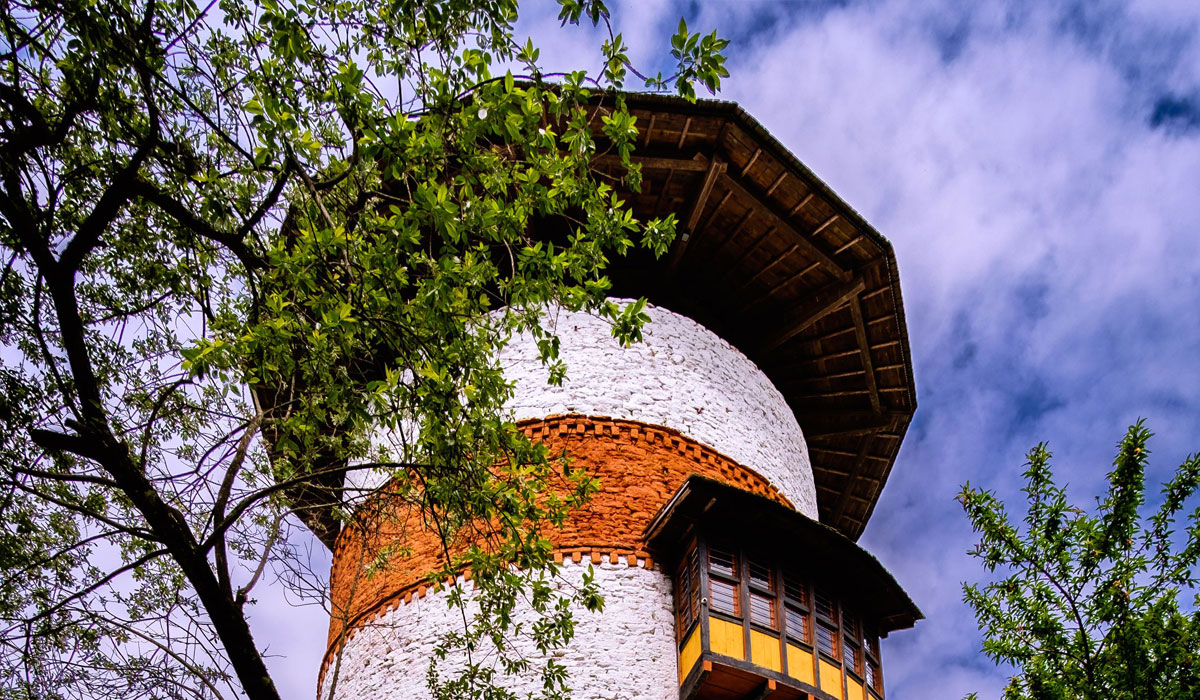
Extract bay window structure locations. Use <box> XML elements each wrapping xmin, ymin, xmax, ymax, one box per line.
<box><xmin>648</xmin><ymin>477</ymin><xmax>921</xmax><ymax>700</ymax></box>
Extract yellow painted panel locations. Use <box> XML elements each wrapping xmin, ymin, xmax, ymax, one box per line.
<box><xmin>820</xmin><ymin>660</ymin><xmax>844</xmax><ymax>700</ymax></box>
<box><xmin>847</xmin><ymin>678</ymin><xmax>865</xmax><ymax>700</ymax></box>
<box><xmin>678</xmin><ymin>628</ymin><xmax>701</xmax><ymax>684</ymax></box>
<box><xmin>709</xmin><ymin>617</ymin><xmax>745</xmax><ymax>660</ymax></box>
<box><xmin>787</xmin><ymin>644</ymin><xmax>815</xmax><ymax>686</ymax></box>
<box><xmin>749</xmin><ymin>630</ymin><xmax>782</xmax><ymax>672</ymax></box>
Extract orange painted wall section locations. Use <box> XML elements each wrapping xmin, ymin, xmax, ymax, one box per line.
<box><xmin>820</xmin><ymin>659</ymin><xmax>845</xmax><ymax>699</ymax></box>
<box><xmin>847</xmin><ymin>677</ymin><xmax>865</xmax><ymax>700</ymax></box>
<box><xmin>749</xmin><ymin>630</ymin><xmax>782</xmax><ymax>672</ymax></box>
<box><xmin>678</xmin><ymin>628</ymin><xmax>702</xmax><ymax>684</ymax></box>
<box><xmin>709</xmin><ymin>617</ymin><xmax>746</xmax><ymax>660</ymax></box>
<box><xmin>325</xmin><ymin>415</ymin><xmax>791</xmax><ymax>654</ymax></box>
<box><xmin>787</xmin><ymin>644</ymin><xmax>815</xmax><ymax>686</ymax></box>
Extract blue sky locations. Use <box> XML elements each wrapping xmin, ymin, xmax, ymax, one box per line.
<box><xmin>250</xmin><ymin>2</ymin><xmax>1200</xmax><ymax>698</ymax></box>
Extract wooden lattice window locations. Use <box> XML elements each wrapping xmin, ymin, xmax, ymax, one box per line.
<box><xmin>708</xmin><ymin>548</ymin><xmax>740</xmax><ymax>617</ymax></box>
<box><xmin>814</xmin><ymin>590</ymin><xmax>839</xmax><ymax>660</ymax></box>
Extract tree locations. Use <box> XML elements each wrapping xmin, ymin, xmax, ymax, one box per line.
<box><xmin>960</xmin><ymin>421</ymin><xmax>1200</xmax><ymax>700</ymax></box>
<box><xmin>0</xmin><ymin>1</ymin><xmax>728</xmax><ymax>699</ymax></box>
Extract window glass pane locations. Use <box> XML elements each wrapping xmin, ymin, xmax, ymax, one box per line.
<box><xmin>865</xmin><ymin>629</ymin><xmax>880</xmax><ymax>660</ymax></box>
<box><xmin>710</xmin><ymin>577</ymin><xmax>739</xmax><ymax>616</ymax></box>
<box><xmin>865</xmin><ymin>660</ymin><xmax>880</xmax><ymax>691</ymax></box>
<box><xmin>843</xmin><ymin>639</ymin><xmax>860</xmax><ymax>671</ymax></box>
<box><xmin>675</xmin><ymin>564</ymin><xmax>692</xmax><ymax>628</ymax></box>
<box><xmin>784</xmin><ymin>576</ymin><xmax>808</xmax><ymax>606</ymax></box>
<box><xmin>749</xmin><ymin>561</ymin><xmax>773</xmax><ymax>590</ymax></box>
<box><xmin>709</xmin><ymin>548</ymin><xmax>737</xmax><ymax>578</ymax></box>
<box><xmin>817</xmin><ymin>622</ymin><xmax>837</xmax><ymax>658</ymax></box>
<box><xmin>843</xmin><ymin>610</ymin><xmax>859</xmax><ymax>638</ymax></box>
<box><xmin>688</xmin><ymin>548</ymin><xmax>701</xmax><ymax>622</ymax></box>
<box><xmin>750</xmin><ymin>591</ymin><xmax>776</xmax><ymax>628</ymax></box>
<box><xmin>785</xmin><ymin>605</ymin><xmax>809</xmax><ymax>641</ymax></box>
<box><xmin>815</xmin><ymin>591</ymin><xmax>836</xmax><ymax>621</ymax></box>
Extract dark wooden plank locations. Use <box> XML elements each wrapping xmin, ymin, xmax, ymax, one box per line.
<box><xmin>668</xmin><ymin>155</ymin><xmax>728</xmax><ymax>273</ymax></box>
<box><xmin>848</xmin><ymin>295</ymin><xmax>882</xmax><ymax>413</ymax></box>
<box><xmin>831</xmin><ymin>436</ymin><xmax>875</xmax><ymax>528</ymax></box>
<box><xmin>593</xmin><ymin>154</ymin><xmax>709</xmax><ymax>171</ymax></box>
<box><xmin>720</xmin><ymin>174</ymin><xmax>848</xmax><ymax>281</ymax></box>
<box><xmin>758</xmin><ymin>277</ymin><xmax>865</xmax><ymax>354</ymax></box>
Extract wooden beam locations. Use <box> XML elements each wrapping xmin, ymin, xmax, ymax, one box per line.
<box><xmin>849</xmin><ymin>295</ymin><xmax>882</xmax><ymax>412</ymax></box>
<box><xmin>788</xmin><ymin>193</ymin><xmax>815</xmax><ymax>217</ymax></box>
<box><xmin>718</xmin><ymin>225</ymin><xmax>775</xmax><ymax>285</ymax></box>
<box><xmin>641</xmin><ymin>113</ymin><xmax>656</xmax><ymax>148</ymax></box>
<box><xmin>711</xmin><ymin>209</ymin><xmax>755</xmax><ymax>257</ymax></box>
<box><xmin>757</xmin><ymin>276</ymin><xmax>865</xmax><ymax>354</ymax></box>
<box><xmin>749</xmin><ymin>679</ymin><xmax>777</xmax><ymax>700</ymax></box>
<box><xmin>766</xmin><ymin>171</ymin><xmax>787</xmax><ymax>197</ymax></box>
<box><xmin>593</xmin><ymin>154</ymin><xmax>708</xmax><ymax>172</ymax></box>
<box><xmin>831</xmin><ymin>436</ymin><xmax>875</xmax><ymax>526</ymax></box>
<box><xmin>695</xmin><ymin>190</ymin><xmax>733</xmax><ymax>238</ymax></box>
<box><xmin>681</xmin><ymin>660</ymin><xmax>713</xmax><ymax>700</ymax></box>
<box><xmin>739</xmin><ymin>260</ymin><xmax>821</xmax><ymax>313</ymax></box>
<box><xmin>685</xmin><ymin>156</ymin><xmax>727</xmax><ymax>233</ymax></box>
<box><xmin>667</xmin><ymin>155</ymin><xmax>727</xmax><ymax>273</ymax></box>
<box><xmin>740</xmin><ymin>148</ymin><xmax>761</xmax><ymax>177</ymax></box>
<box><xmin>801</xmin><ymin>410</ymin><xmax>900</xmax><ymax>440</ymax></box>
<box><xmin>677</xmin><ymin>117</ymin><xmax>692</xmax><ymax>148</ymax></box>
<box><xmin>721</xmin><ymin>173</ymin><xmax>848</xmax><ymax>281</ymax></box>
<box><xmin>653</xmin><ymin>169</ymin><xmax>676</xmax><ymax>213</ymax></box>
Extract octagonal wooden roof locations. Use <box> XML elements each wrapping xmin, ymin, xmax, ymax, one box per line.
<box><xmin>589</xmin><ymin>93</ymin><xmax>917</xmax><ymax>541</ymax></box>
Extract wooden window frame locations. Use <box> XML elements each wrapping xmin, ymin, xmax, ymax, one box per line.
<box><xmin>669</xmin><ymin>535</ymin><xmax>887</xmax><ymax>697</ymax></box>
<box><xmin>782</xmin><ymin>571</ymin><xmax>811</xmax><ymax>647</ymax></box>
<box><xmin>841</xmin><ymin>607</ymin><xmax>863</xmax><ymax>677</ymax></box>
<box><xmin>864</xmin><ymin>626</ymin><xmax>883</xmax><ymax>697</ymax></box>
<box><xmin>674</xmin><ymin>539</ymin><xmax>702</xmax><ymax>647</ymax></box>
<box><xmin>745</xmin><ymin>556</ymin><xmax>779</xmax><ymax>632</ymax></box>
<box><xmin>813</xmin><ymin>589</ymin><xmax>840</xmax><ymax>663</ymax></box>
<box><xmin>707</xmin><ymin>544</ymin><xmax>742</xmax><ymax>621</ymax></box>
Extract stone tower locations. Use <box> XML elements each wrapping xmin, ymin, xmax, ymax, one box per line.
<box><xmin>316</xmin><ymin>94</ymin><xmax>921</xmax><ymax>700</ymax></box>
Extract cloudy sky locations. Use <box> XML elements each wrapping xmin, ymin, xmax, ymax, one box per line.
<box><xmin>252</xmin><ymin>2</ymin><xmax>1200</xmax><ymax>698</ymax></box>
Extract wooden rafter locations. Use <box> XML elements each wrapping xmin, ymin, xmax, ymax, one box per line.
<box><xmin>720</xmin><ymin>174</ymin><xmax>848</xmax><ymax>281</ymax></box>
<box><xmin>831</xmin><ymin>436</ymin><xmax>875</xmax><ymax>527</ymax></box>
<box><xmin>641</xmin><ymin>113</ymin><xmax>656</xmax><ymax>148</ymax></box>
<box><xmin>798</xmin><ymin>410</ymin><xmax>899</xmax><ymax>438</ymax></box>
<box><xmin>849</xmin><ymin>295</ymin><xmax>882</xmax><ymax>412</ymax></box>
<box><xmin>666</xmin><ymin>154</ymin><xmax>727</xmax><ymax>273</ymax></box>
<box><xmin>740</xmin><ymin>147</ymin><xmax>761</xmax><ymax>177</ymax></box>
<box><xmin>718</xmin><ymin>225</ymin><xmax>775</xmax><ymax>285</ymax></box>
<box><xmin>757</xmin><ymin>276</ymin><xmax>865</xmax><ymax>354</ymax></box>
<box><xmin>593</xmin><ymin>154</ymin><xmax>708</xmax><ymax>172</ymax></box>
<box><xmin>750</xmin><ymin>679</ymin><xmax>777</xmax><ymax>700</ymax></box>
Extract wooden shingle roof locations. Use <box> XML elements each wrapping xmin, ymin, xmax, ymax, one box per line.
<box><xmin>591</xmin><ymin>93</ymin><xmax>917</xmax><ymax>541</ymax></box>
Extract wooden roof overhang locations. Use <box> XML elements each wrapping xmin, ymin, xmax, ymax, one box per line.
<box><xmin>588</xmin><ymin>93</ymin><xmax>917</xmax><ymax>541</ymax></box>
<box><xmin>645</xmin><ymin>476</ymin><xmax>922</xmax><ymax>634</ymax></box>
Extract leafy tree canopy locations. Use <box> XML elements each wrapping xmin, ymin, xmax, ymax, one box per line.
<box><xmin>0</xmin><ymin>0</ymin><xmax>728</xmax><ymax>698</ymax></box>
<box><xmin>961</xmin><ymin>421</ymin><xmax>1200</xmax><ymax>700</ymax></box>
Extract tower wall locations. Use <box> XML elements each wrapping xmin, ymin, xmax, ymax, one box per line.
<box><xmin>498</xmin><ymin>302</ymin><xmax>817</xmax><ymax>517</ymax></box>
<box><xmin>322</xmin><ymin>303</ymin><xmax>817</xmax><ymax>700</ymax></box>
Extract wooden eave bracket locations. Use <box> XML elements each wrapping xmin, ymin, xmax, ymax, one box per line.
<box><xmin>757</xmin><ymin>276</ymin><xmax>866</xmax><ymax>354</ymax></box>
<box><xmin>830</xmin><ymin>435</ymin><xmax>875</xmax><ymax>527</ymax></box>
<box><xmin>749</xmin><ymin>679</ymin><xmax>778</xmax><ymax>700</ymax></box>
<box><xmin>848</xmin><ymin>295</ymin><xmax>882</xmax><ymax>413</ymax></box>
<box><xmin>666</xmin><ymin>154</ymin><xmax>727</xmax><ymax>273</ymax></box>
<box><xmin>718</xmin><ymin>174</ymin><xmax>847</xmax><ymax>282</ymax></box>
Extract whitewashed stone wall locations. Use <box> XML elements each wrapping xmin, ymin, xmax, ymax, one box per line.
<box><xmin>321</xmin><ymin>559</ymin><xmax>678</xmax><ymax>700</ymax></box>
<box><xmin>347</xmin><ymin>301</ymin><xmax>816</xmax><ymax>516</ymax></box>
<box><xmin>498</xmin><ymin>301</ymin><xmax>817</xmax><ymax>518</ymax></box>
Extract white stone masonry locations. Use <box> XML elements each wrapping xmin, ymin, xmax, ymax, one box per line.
<box><xmin>321</xmin><ymin>559</ymin><xmax>679</xmax><ymax>700</ymax></box>
<box><xmin>498</xmin><ymin>301</ymin><xmax>817</xmax><ymax>518</ymax></box>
